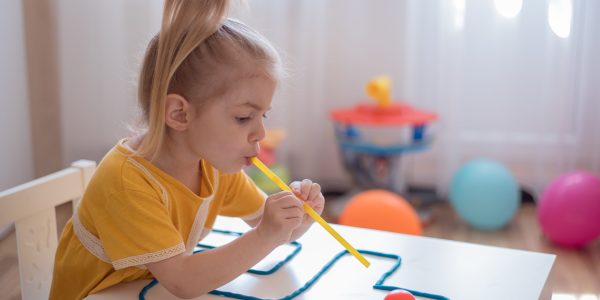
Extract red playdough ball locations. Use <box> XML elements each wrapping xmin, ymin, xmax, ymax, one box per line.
<box><xmin>384</xmin><ymin>289</ymin><xmax>416</xmax><ymax>300</ymax></box>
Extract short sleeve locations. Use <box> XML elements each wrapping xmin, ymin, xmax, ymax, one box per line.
<box><xmin>219</xmin><ymin>171</ymin><xmax>266</xmax><ymax>220</ymax></box>
<box><xmin>95</xmin><ymin>189</ymin><xmax>185</xmax><ymax>270</ymax></box>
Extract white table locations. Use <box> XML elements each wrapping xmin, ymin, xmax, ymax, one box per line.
<box><xmin>86</xmin><ymin>217</ymin><xmax>555</xmax><ymax>300</ymax></box>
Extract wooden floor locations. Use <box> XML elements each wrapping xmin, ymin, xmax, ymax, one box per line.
<box><xmin>1</xmin><ymin>202</ymin><xmax>598</xmax><ymax>300</ymax></box>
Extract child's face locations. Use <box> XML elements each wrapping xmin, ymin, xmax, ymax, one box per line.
<box><xmin>187</xmin><ymin>76</ymin><xmax>276</xmax><ymax>173</ymax></box>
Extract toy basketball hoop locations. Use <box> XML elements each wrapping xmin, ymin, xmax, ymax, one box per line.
<box><xmin>329</xmin><ymin>76</ymin><xmax>438</xmax><ymax>193</ymax></box>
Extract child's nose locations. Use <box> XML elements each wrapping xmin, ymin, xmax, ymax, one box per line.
<box><xmin>249</xmin><ymin>121</ymin><xmax>266</xmax><ymax>143</ymax></box>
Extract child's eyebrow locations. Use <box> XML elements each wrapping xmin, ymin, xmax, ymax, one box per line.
<box><xmin>237</xmin><ymin>102</ymin><xmax>271</xmax><ymax>111</ymax></box>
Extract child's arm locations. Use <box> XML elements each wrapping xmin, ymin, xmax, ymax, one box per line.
<box><xmin>145</xmin><ymin>191</ymin><xmax>304</xmax><ymax>299</ymax></box>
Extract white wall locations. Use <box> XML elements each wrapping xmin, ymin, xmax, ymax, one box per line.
<box><xmin>0</xmin><ymin>0</ymin><xmax>34</xmax><ymax>190</ymax></box>
<box><xmin>55</xmin><ymin>0</ymin><xmax>162</xmax><ymax>164</ymax></box>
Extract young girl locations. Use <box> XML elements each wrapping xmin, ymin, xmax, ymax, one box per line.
<box><xmin>49</xmin><ymin>1</ymin><xmax>325</xmax><ymax>299</ymax></box>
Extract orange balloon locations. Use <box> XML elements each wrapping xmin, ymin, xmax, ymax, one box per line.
<box><xmin>339</xmin><ymin>190</ymin><xmax>422</xmax><ymax>235</ymax></box>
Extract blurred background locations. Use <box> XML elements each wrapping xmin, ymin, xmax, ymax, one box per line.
<box><xmin>2</xmin><ymin>0</ymin><xmax>599</xmax><ymax>193</ymax></box>
<box><xmin>1</xmin><ymin>0</ymin><xmax>599</xmax><ymax>299</ymax></box>
<box><xmin>1</xmin><ymin>0</ymin><xmax>599</xmax><ymax>193</ymax></box>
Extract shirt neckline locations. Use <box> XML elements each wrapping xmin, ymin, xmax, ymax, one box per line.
<box><xmin>115</xmin><ymin>138</ymin><xmax>215</xmax><ymax>200</ymax></box>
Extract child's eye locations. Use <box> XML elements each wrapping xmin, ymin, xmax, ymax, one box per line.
<box><xmin>236</xmin><ymin>112</ymin><xmax>268</xmax><ymax>124</ymax></box>
<box><xmin>236</xmin><ymin>116</ymin><xmax>252</xmax><ymax>123</ymax></box>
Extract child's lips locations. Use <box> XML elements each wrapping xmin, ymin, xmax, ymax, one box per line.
<box><xmin>244</xmin><ymin>153</ymin><xmax>258</xmax><ymax>166</ymax></box>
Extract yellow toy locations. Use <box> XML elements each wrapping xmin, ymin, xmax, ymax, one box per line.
<box><xmin>366</xmin><ymin>75</ymin><xmax>392</xmax><ymax>107</ymax></box>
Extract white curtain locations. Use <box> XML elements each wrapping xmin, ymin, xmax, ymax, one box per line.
<box><xmin>234</xmin><ymin>0</ymin><xmax>600</xmax><ymax>196</ymax></box>
<box><xmin>399</xmin><ymin>0</ymin><xmax>600</xmax><ymax>195</ymax></box>
<box><xmin>54</xmin><ymin>0</ymin><xmax>600</xmax><ymax>196</ymax></box>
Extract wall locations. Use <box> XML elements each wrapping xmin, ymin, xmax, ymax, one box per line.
<box><xmin>0</xmin><ymin>0</ymin><xmax>34</xmax><ymax>237</ymax></box>
<box><xmin>0</xmin><ymin>0</ymin><xmax>34</xmax><ymax>190</ymax></box>
<box><xmin>55</xmin><ymin>0</ymin><xmax>162</xmax><ymax>164</ymax></box>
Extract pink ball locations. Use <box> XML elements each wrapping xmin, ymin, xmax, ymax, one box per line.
<box><xmin>537</xmin><ymin>171</ymin><xmax>600</xmax><ymax>247</ymax></box>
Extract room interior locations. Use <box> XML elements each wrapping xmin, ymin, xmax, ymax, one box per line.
<box><xmin>1</xmin><ymin>0</ymin><xmax>599</xmax><ymax>299</ymax></box>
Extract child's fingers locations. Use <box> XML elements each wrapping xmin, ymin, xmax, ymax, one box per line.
<box><xmin>290</xmin><ymin>181</ymin><xmax>304</xmax><ymax>200</ymax></box>
<box><xmin>276</xmin><ymin>193</ymin><xmax>303</xmax><ymax>208</ymax></box>
<box><xmin>299</xmin><ymin>179</ymin><xmax>313</xmax><ymax>199</ymax></box>
<box><xmin>290</xmin><ymin>180</ymin><xmax>309</xmax><ymax>200</ymax></box>
<box><xmin>290</xmin><ymin>181</ymin><xmax>301</xmax><ymax>194</ymax></box>
<box><xmin>290</xmin><ymin>179</ymin><xmax>312</xmax><ymax>198</ymax></box>
<box><xmin>278</xmin><ymin>196</ymin><xmax>304</xmax><ymax>219</ymax></box>
<box><xmin>307</xmin><ymin>183</ymin><xmax>321</xmax><ymax>202</ymax></box>
<box><xmin>268</xmin><ymin>191</ymin><xmax>293</xmax><ymax>201</ymax></box>
<box><xmin>283</xmin><ymin>206</ymin><xmax>304</xmax><ymax>219</ymax></box>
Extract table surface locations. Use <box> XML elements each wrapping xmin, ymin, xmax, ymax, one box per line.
<box><xmin>86</xmin><ymin>216</ymin><xmax>555</xmax><ymax>300</ymax></box>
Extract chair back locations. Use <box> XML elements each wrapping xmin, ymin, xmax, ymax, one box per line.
<box><xmin>0</xmin><ymin>160</ymin><xmax>96</xmax><ymax>300</ymax></box>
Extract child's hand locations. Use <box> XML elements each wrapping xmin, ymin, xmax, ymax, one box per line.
<box><xmin>290</xmin><ymin>179</ymin><xmax>325</xmax><ymax>226</ymax></box>
<box><xmin>256</xmin><ymin>191</ymin><xmax>304</xmax><ymax>246</ymax></box>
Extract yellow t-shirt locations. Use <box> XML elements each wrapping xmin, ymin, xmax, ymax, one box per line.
<box><xmin>49</xmin><ymin>140</ymin><xmax>266</xmax><ymax>300</ymax></box>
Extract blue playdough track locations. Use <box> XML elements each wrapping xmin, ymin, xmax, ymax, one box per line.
<box><xmin>139</xmin><ymin>229</ymin><xmax>449</xmax><ymax>300</ymax></box>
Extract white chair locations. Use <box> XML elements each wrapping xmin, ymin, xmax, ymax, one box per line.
<box><xmin>0</xmin><ymin>160</ymin><xmax>96</xmax><ymax>300</ymax></box>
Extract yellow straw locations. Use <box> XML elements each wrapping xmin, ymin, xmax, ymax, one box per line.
<box><xmin>251</xmin><ymin>157</ymin><xmax>370</xmax><ymax>268</ymax></box>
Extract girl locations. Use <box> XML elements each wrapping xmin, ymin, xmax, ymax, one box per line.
<box><xmin>49</xmin><ymin>1</ymin><xmax>325</xmax><ymax>299</ymax></box>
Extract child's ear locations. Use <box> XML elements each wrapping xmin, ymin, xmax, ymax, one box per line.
<box><xmin>165</xmin><ymin>94</ymin><xmax>191</xmax><ymax>131</ymax></box>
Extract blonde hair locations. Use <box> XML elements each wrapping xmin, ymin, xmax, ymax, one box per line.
<box><xmin>136</xmin><ymin>0</ymin><xmax>282</xmax><ymax>159</ymax></box>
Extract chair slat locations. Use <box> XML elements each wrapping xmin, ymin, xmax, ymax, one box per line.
<box><xmin>0</xmin><ymin>159</ymin><xmax>96</xmax><ymax>300</ymax></box>
<box><xmin>15</xmin><ymin>208</ymin><xmax>58</xmax><ymax>300</ymax></box>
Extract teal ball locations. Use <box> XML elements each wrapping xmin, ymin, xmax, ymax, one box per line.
<box><xmin>449</xmin><ymin>159</ymin><xmax>519</xmax><ymax>230</ymax></box>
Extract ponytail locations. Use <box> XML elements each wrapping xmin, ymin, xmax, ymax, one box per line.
<box><xmin>137</xmin><ymin>0</ymin><xmax>230</xmax><ymax>159</ymax></box>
